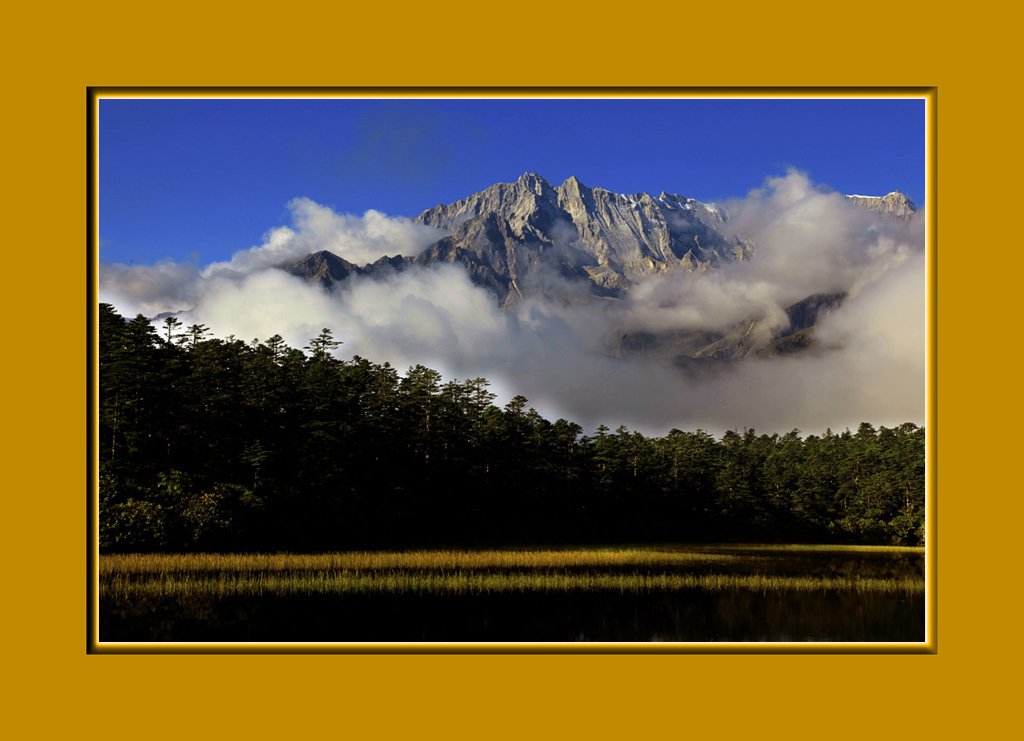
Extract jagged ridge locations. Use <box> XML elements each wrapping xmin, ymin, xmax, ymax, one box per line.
<box><xmin>415</xmin><ymin>173</ymin><xmax>753</xmax><ymax>307</ymax></box>
<box><xmin>279</xmin><ymin>174</ymin><xmax>912</xmax><ymax>362</ymax></box>
<box><xmin>283</xmin><ymin>173</ymin><xmax>755</xmax><ymax>307</ymax></box>
<box><xmin>844</xmin><ymin>191</ymin><xmax>917</xmax><ymax>219</ymax></box>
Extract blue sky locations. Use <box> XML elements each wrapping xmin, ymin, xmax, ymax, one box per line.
<box><xmin>98</xmin><ymin>96</ymin><xmax>926</xmax><ymax>266</ymax></box>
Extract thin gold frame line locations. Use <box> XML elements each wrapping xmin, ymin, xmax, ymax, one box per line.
<box><xmin>87</xmin><ymin>87</ymin><xmax>935</xmax><ymax>654</ymax></box>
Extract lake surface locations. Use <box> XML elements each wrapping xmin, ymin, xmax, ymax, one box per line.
<box><xmin>98</xmin><ymin>546</ymin><xmax>926</xmax><ymax>644</ymax></box>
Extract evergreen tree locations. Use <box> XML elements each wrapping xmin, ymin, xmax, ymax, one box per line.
<box><xmin>97</xmin><ymin>305</ymin><xmax>927</xmax><ymax>552</ymax></box>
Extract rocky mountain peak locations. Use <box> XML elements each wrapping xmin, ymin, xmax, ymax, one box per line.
<box><xmin>282</xmin><ymin>250</ymin><xmax>359</xmax><ymax>288</ymax></box>
<box><xmin>558</xmin><ymin>174</ymin><xmax>589</xmax><ymax>196</ymax></box>
<box><xmin>406</xmin><ymin>173</ymin><xmax>756</xmax><ymax>308</ymax></box>
<box><xmin>516</xmin><ymin>172</ymin><xmax>555</xmax><ymax>197</ymax></box>
<box><xmin>285</xmin><ymin>177</ymin><xmax>915</xmax><ymax>312</ymax></box>
<box><xmin>880</xmin><ymin>191</ymin><xmax>917</xmax><ymax>216</ymax></box>
<box><xmin>279</xmin><ymin>175</ymin><xmax>916</xmax><ymax>365</ymax></box>
<box><xmin>845</xmin><ymin>191</ymin><xmax>918</xmax><ymax>219</ymax></box>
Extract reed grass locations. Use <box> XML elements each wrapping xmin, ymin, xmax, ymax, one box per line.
<box><xmin>98</xmin><ymin>548</ymin><xmax>748</xmax><ymax>576</ymax></box>
<box><xmin>101</xmin><ymin>570</ymin><xmax>923</xmax><ymax>598</ymax></box>
<box><xmin>99</xmin><ymin>546</ymin><xmax>924</xmax><ymax>599</ymax></box>
<box><xmin>699</xmin><ymin>543</ymin><xmax>924</xmax><ymax>553</ymax></box>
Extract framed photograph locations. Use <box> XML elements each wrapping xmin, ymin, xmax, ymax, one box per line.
<box><xmin>16</xmin><ymin>4</ymin><xmax>1003</xmax><ymax>738</ymax></box>
<box><xmin>90</xmin><ymin>90</ymin><xmax>932</xmax><ymax>651</ymax></box>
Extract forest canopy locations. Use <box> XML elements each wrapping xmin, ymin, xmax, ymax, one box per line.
<box><xmin>97</xmin><ymin>304</ymin><xmax>925</xmax><ymax>552</ymax></box>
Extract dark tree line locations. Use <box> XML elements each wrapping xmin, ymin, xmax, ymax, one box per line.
<box><xmin>97</xmin><ymin>304</ymin><xmax>926</xmax><ymax>553</ymax></box>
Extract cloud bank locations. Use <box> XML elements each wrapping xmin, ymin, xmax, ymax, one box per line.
<box><xmin>99</xmin><ymin>171</ymin><xmax>927</xmax><ymax>438</ymax></box>
<box><xmin>100</xmin><ymin>200</ymin><xmax>446</xmax><ymax>318</ymax></box>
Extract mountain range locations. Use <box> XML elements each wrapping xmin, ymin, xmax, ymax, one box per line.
<box><xmin>281</xmin><ymin>173</ymin><xmax>916</xmax><ymax>362</ymax></box>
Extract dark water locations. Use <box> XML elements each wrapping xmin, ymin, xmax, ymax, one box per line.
<box><xmin>99</xmin><ymin>549</ymin><xmax>926</xmax><ymax>644</ymax></box>
<box><xmin>101</xmin><ymin>589</ymin><xmax>924</xmax><ymax>643</ymax></box>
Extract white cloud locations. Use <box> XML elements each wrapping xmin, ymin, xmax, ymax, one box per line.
<box><xmin>99</xmin><ymin>171</ymin><xmax>928</xmax><ymax>437</ymax></box>
<box><xmin>98</xmin><ymin>259</ymin><xmax>202</xmax><ymax>318</ymax></box>
<box><xmin>200</xmin><ymin>198</ymin><xmax>446</xmax><ymax>278</ymax></box>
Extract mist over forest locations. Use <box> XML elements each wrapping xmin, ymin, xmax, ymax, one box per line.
<box><xmin>99</xmin><ymin>170</ymin><xmax>927</xmax><ymax>438</ymax></box>
<box><xmin>99</xmin><ymin>302</ymin><xmax>925</xmax><ymax>552</ymax></box>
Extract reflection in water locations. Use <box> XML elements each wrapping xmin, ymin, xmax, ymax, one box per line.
<box><xmin>101</xmin><ymin>590</ymin><xmax>924</xmax><ymax>642</ymax></box>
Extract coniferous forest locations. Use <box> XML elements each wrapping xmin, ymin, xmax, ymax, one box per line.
<box><xmin>97</xmin><ymin>303</ymin><xmax>926</xmax><ymax>553</ymax></box>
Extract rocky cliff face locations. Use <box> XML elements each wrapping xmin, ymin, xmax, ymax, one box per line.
<box><xmin>282</xmin><ymin>175</ymin><xmax>916</xmax><ymax>305</ymax></box>
<box><xmin>415</xmin><ymin>173</ymin><xmax>752</xmax><ymax>307</ymax></box>
<box><xmin>282</xmin><ymin>250</ymin><xmax>406</xmax><ymax>286</ymax></box>
<box><xmin>279</xmin><ymin>174</ymin><xmax>915</xmax><ymax>362</ymax></box>
<box><xmin>284</xmin><ymin>250</ymin><xmax>359</xmax><ymax>288</ymax></box>
<box><xmin>844</xmin><ymin>191</ymin><xmax>917</xmax><ymax>219</ymax></box>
